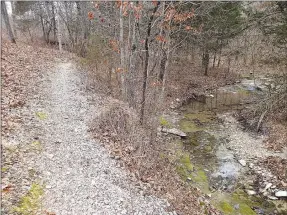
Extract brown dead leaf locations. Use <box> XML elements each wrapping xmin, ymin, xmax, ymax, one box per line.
<box><xmin>2</xmin><ymin>184</ymin><xmax>13</xmax><ymax>193</ymax></box>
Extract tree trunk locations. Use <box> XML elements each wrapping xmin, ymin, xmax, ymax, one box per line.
<box><xmin>202</xmin><ymin>49</ymin><xmax>209</xmax><ymax>76</ymax></box>
<box><xmin>213</xmin><ymin>52</ymin><xmax>216</xmax><ymax>68</ymax></box>
<box><xmin>127</xmin><ymin>14</ymin><xmax>137</xmax><ymax>108</ymax></box>
<box><xmin>217</xmin><ymin>42</ymin><xmax>222</xmax><ymax>67</ymax></box>
<box><xmin>227</xmin><ymin>57</ymin><xmax>231</xmax><ymax>75</ymax></box>
<box><xmin>1</xmin><ymin>1</ymin><xmax>16</xmax><ymax>43</ymax></box>
<box><xmin>10</xmin><ymin>1</ymin><xmax>17</xmax><ymax>38</ymax></box>
<box><xmin>119</xmin><ymin>2</ymin><xmax>126</xmax><ymax>99</ymax></box>
<box><xmin>139</xmin><ymin>2</ymin><xmax>159</xmax><ymax>125</ymax></box>
<box><xmin>57</xmin><ymin>3</ymin><xmax>62</xmax><ymax>52</ymax></box>
<box><xmin>51</xmin><ymin>2</ymin><xmax>57</xmax><ymax>42</ymax></box>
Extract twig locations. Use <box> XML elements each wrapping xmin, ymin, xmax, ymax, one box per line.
<box><xmin>257</xmin><ymin>110</ymin><xmax>267</xmax><ymax>132</ymax></box>
<box><xmin>1</xmin><ymin>57</ymin><xmax>12</xmax><ymax>64</ymax></box>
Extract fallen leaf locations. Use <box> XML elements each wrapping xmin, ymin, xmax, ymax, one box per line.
<box><xmin>2</xmin><ymin>184</ymin><xmax>13</xmax><ymax>193</ymax></box>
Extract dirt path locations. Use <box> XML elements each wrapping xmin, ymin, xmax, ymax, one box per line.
<box><xmin>27</xmin><ymin>60</ymin><xmax>172</xmax><ymax>214</ymax></box>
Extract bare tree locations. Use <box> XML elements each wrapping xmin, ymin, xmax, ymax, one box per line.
<box><xmin>1</xmin><ymin>1</ymin><xmax>16</xmax><ymax>43</ymax></box>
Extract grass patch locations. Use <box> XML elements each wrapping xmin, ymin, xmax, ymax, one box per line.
<box><xmin>13</xmin><ymin>183</ymin><xmax>44</xmax><ymax>215</ymax></box>
<box><xmin>219</xmin><ymin>201</ymin><xmax>234</xmax><ymax>214</ymax></box>
<box><xmin>36</xmin><ymin>112</ymin><xmax>47</xmax><ymax>120</ymax></box>
<box><xmin>159</xmin><ymin>116</ymin><xmax>172</xmax><ymax>128</ymax></box>
<box><xmin>1</xmin><ymin>166</ymin><xmax>9</xmax><ymax>172</ymax></box>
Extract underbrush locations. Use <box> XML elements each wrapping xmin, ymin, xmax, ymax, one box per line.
<box><xmin>166</xmin><ymin>57</ymin><xmax>240</xmax><ymax>106</ymax></box>
<box><xmin>89</xmin><ymin>99</ymin><xmax>220</xmax><ymax>215</ymax></box>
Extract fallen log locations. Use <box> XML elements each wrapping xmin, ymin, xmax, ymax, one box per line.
<box><xmin>159</xmin><ymin>127</ymin><xmax>187</xmax><ymax>137</ymax></box>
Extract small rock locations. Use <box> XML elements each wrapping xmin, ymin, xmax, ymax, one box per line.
<box><xmin>263</xmin><ymin>192</ymin><xmax>268</xmax><ymax>196</ymax></box>
<box><xmin>175</xmin><ymin>98</ymin><xmax>180</xmax><ymax>102</ymax></box>
<box><xmin>46</xmin><ymin>185</ymin><xmax>52</xmax><ymax>189</ymax></box>
<box><xmin>275</xmin><ymin>190</ymin><xmax>287</xmax><ymax>197</ymax></box>
<box><xmin>234</xmin><ymin>204</ymin><xmax>240</xmax><ymax>210</ymax></box>
<box><xmin>264</xmin><ymin>183</ymin><xmax>272</xmax><ymax>191</ymax></box>
<box><xmin>187</xmin><ymin>177</ymin><xmax>192</xmax><ymax>181</ymax></box>
<box><xmin>238</xmin><ymin>159</ymin><xmax>246</xmax><ymax>167</ymax></box>
<box><xmin>271</xmin><ymin>185</ymin><xmax>276</xmax><ymax>189</ymax></box>
<box><xmin>246</xmin><ymin>190</ymin><xmax>256</xmax><ymax>195</ymax></box>
<box><xmin>47</xmin><ymin>154</ymin><xmax>54</xmax><ymax>159</ymax></box>
<box><xmin>248</xmin><ymin>163</ymin><xmax>254</xmax><ymax>169</ymax></box>
<box><xmin>267</xmin><ymin>196</ymin><xmax>278</xmax><ymax>200</ymax></box>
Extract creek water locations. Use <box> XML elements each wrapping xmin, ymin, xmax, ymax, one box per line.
<box><xmin>175</xmin><ymin>78</ymin><xmax>286</xmax><ymax>215</ymax></box>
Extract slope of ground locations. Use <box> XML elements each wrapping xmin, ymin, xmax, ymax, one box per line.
<box><xmin>1</xmin><ymin>40</ymin><xmax>174</xmax><ymax>214</ymax></box>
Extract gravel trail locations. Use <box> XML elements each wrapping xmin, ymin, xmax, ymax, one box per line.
<box><xmin>34</xmin><ymin>61</ymin><xmax>172</xmax><ymax>215</ymax></box>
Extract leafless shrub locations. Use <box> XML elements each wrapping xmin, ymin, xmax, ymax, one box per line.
<box><xmin>89</xmin><ymin>99</ymin><xmax>219</xmax><ymax>215</ymax></box>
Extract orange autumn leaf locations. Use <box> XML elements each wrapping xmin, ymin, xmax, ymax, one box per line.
<box><xmin>173</xmin><ymin>12</ymin><xmax>194</xmax><ymax>22</ymax></box>
<box><xmin>88</xmin><ymin>11</ymin><xmax>94</xmax><ymax>20</ymax></box>
<box><xmin>151</xmin><ymin>81</ymin><xmax>162</xmax><ymax>87</ymax></box>
<box><xmin>116</xmin><ymin>68</ymin><xmax>124</xmax><ymax>73</ymax></box>
<box><xmin>155</xmin><ymin>35</ymin><xmax>167</xmax><ymax>43</ymax></box>
<box><xmin>109</xmin><ymin>40</ymin><xmax>120</xmax><ymax>53</ymax></box>
<box><xmin>116</xmin><ymin>0</ymin><xmax>121</xmax><ymax>8</ymax></box>
<box><xmin>152</xmin><ymin>0</ymin><xmax>158</xmax><ymax>6</ymax></box>
<box><xmin>165</xmin><ymin>9</ymin><xmax>176</xmax><ymax>21</ymax></box>
<box><xmin>123</xmin><ymin>10</ymin><xmax>128</xmax><ymax>17</ymax></box>
<box><xmin>2</xmin><ymin>184</ymin><xmax>13</xmax><ymax>193</ymax></box>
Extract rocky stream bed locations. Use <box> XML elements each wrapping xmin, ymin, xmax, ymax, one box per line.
<box><xmin>164</xmin><ymin>77</ymin><xmax>287</xmax><ymax>215</ymax></box>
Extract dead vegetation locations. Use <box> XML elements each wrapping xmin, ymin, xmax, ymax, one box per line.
<box><xmin>261</xmin><ymin>156</ymin><xmax>287</xmax><ymax>186</ymax></box>
<box><xmin>89</xmin><ymin>99</ymin><xmax>220</xmax><ymax>215</ymax></box>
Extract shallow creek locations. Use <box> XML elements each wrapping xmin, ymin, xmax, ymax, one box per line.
<box><xmin>171</xmin><ymin>78</ymin><xmax>287</xmax><ymax>215</ymax></box>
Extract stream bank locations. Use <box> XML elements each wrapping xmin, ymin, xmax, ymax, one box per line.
<box><xmin>162</xmin><ymin>77</ymin><xmax>287</xmax><ymax>215</ymax></box>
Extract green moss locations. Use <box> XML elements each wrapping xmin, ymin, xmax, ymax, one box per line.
<box><xmin>193</xmin><ymin>169</ymin><xmax>208</xmax><ymax>183</ymax></box>
<box><xmin>179</xmin><ymin>120</ymin><xmax>204</xmax><ymax>133</ymax></box>
<box><xmin>180</xmin><ymin>154</ymin><xmax>194</xmax><ymax>172</ymax></box>
<box><xmin>13</xmin><ymin>183</ymin><xmax>44</xmax><ymax>215</ymax></box>
<box><xmin>28</xmin><ymin>169</ymin><xmax>37</xmax><ymax>178</ymax></box>
<box><xmin>238</xmin><ymin>88</ymin><xmax>250</xmax><ymax>96</ymax></box>
<box><xmin>238</xmin><ymin>203</ymin><xmax>257</xmax><ymax>215</ymax></box>
<box><xmin>184</xmin><ymin>112</ymin><xmax>215</xmax><ymax>123</ymax></box>
<box><xmin>30</xmin><ymin>140</ymin><xmax>42</xmax><ymax>152</ymax></box>
<box><xmin>189</xmin><ymin>132</ymin><xmax>200</xmax><ymax>146</ymax></box>
<box><xmin>179</xmin><ymin>111</ymin><xmax>216</xmax><ymax>133</ymax></box>
<box><xmin>31</xmin><ymin>140</ymin><xmax>40</xmax><ymax>146</ymax></box>
<box><xmin>159</xmin><ymin>152</ymin><xmax>166</xmax><ymax>159</ymax></box>
<box><xmin>36</xmin><ymin>112</ymin><xmax>47</xmax><ymax>120</ymax></box>
<box><xmin>218</xmin><ymin>189</ymin><xmax>276</xmax><ymax>215</ymax></box>
<box><xmin>1</xmin><ymin>167</ymin><xmax>9</xmax><ymax>172</ymax></box>
<box><xmin>159</xmin><ymin>116</ymin><xmax>172</xmax><ymax>128</ymax></box>
<box><xmin>176</xmin><ymin>153</ymin><xmax>194</xmax><ymax>180</ymax></box>
<box><xmin>204</xmin><ymin>145</ymin><xmax>212</xmax><ymax>152</ymax></box>
<box><xmin>219</xmin><ymin>201</ymin><xmax>234</xmax><ymax>214</ymax></box>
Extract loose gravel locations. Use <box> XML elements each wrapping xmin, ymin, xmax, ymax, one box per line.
<box><xmin>30</xmin><ymin>60</ymin><xmax>173</xmax><ymax>214</ymax></box>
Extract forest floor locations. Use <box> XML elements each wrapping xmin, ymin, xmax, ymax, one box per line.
<box><xmin>2</xmin><ymin>40</ymin><xmax>286</xmax><ymax>215</ymax></box>
<box><xmin>1</xmin><ymin>41</ymin><xmax>176</xmax><ymax>215</ymax></box>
